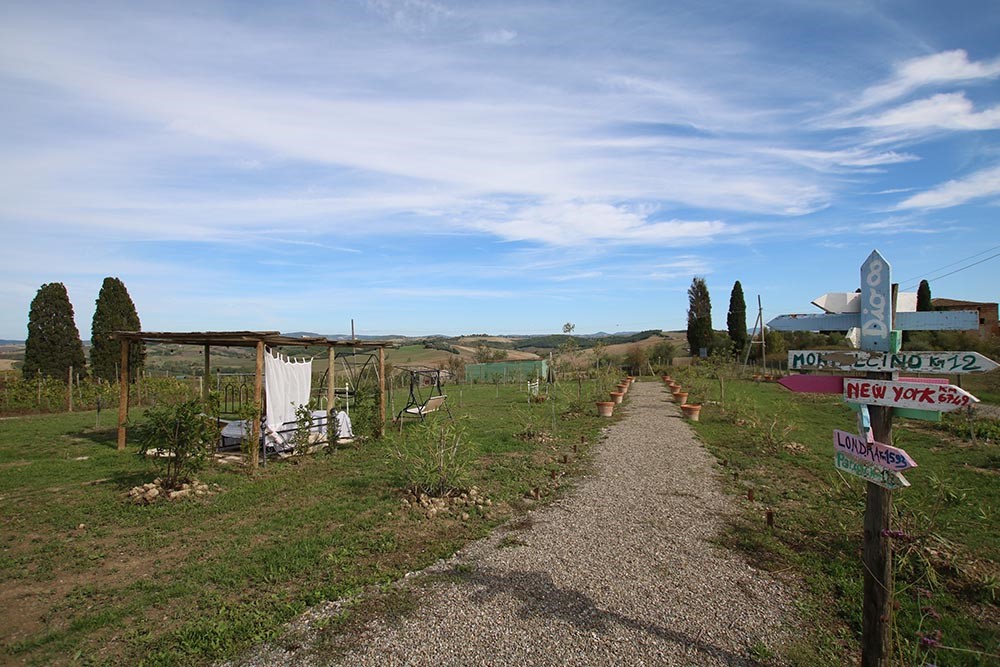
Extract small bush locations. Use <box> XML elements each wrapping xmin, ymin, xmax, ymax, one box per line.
<box><xmin>135</xmin><ymin>398</ymin><xmax>220</xmax><ymax>489</ymax></box>
<box><xmin>390</xmin><ymin>417</ymin><xmax>472</xmax><ymax>497</ymax></box>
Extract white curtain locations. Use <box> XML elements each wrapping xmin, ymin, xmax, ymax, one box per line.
<box><xmin>264</xmin><ymin>349</ymin><xmax>312</xmax><ymax>433</ymax></box>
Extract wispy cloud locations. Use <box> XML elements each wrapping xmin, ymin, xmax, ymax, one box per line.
<box><xmin>849</xmin><ymin>49</ymin><xmax>1000</xmax><ymax>111</ymax></box>
<box><xmin>851</xmin><ymin>93</ymin><xmax>1000</xmax><ymax>131</ymax></box>
<box><xmin>894</xmin><ymin>164</ymin><xmax>1000</xmax><ymax>210</ymax></box>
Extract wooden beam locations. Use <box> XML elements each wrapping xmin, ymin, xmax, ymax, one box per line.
<box><xmin>117</xmin><ymin>340</ymin><xmax>130</xmax><ymax>451</ymax></box>
<box><xmin>251</xmin><ymin>341</ymin><xmax>263</xmax><ymax>469</ymax></box>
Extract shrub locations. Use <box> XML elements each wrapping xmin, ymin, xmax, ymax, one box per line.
<box><xmin>135</xmin><ymin>398</ymin><xmax>220</xmax><ymax>489</ymax></box>
<box><xmin>390</xmin><ymin>417</ymin><xmax>472</xmax><ymax>496</ymax></box>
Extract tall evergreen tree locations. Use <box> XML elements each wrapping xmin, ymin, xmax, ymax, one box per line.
<box><xmin>91</xmin><ymin>277</ymin><xmax>145</xmax><ymax>382</ymax></box>
<box><xmin>22</xmin><ymin>283</ymin><xmax>86</xmax><ymax>381</ymax></box>
<box><xmin>726</xmin><ymin>280</ymin><xmax>748</xmax><ymax>355</ymax></box>
<box><xmin>686</xmin><ymin>277</ymin><xmax>713</xmax><ymax>356</ymax></box>
<box><xmin>917</xmin><ymin>279</ymin><xmax>933</xmax><ymax>311</ymax></box>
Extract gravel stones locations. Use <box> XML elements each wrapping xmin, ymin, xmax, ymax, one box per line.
<box><xmin>230</xmin><ymin>381</ymin><xmax>798</xmax><ymax>666</ymax></box>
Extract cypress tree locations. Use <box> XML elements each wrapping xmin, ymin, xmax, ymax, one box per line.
<box><xmin>726</xmin><ymin>280</ymin><xmax>748</xmax><ymax>355</ymax></box>
<box><xmin>23</xmin><ymin>283</ymin><xmax>86</xmax><ymax>381</ymax></box>
<box><xmin>91</xmin><ymin>277</ymin><xmax>145</xmax><ymax>382</ymax></box>
<box><xmin>686</xmin><ymin>277</ymin><xmax>713</xmax><ymax>356</ymax></box>
<box><xmin>917</xmin><ymin>280</ymin><xmax>932</xmax><ymax>311</ymax></box>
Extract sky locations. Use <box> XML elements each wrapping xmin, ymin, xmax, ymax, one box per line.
<box><xmin>2</xmin><ymin>0</ymin><xmax>999</xmax><ymax>340</ymax></box>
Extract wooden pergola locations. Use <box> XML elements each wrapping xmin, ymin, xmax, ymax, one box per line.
<box><xmin>113</xmin><ymin>331</ymin><xmax>395</xmax><ymax>466</ymax></box>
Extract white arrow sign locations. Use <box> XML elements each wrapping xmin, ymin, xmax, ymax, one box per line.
<box><xmin>789</xmin><ymin>350</ymin><xmax>999</xmax><ymax>374</ymax></box>
<box><xmin>843</xmin><ymin>378</ymin><xmax>979</xmax><ymax>412</ymax></box>
<box><xmin>812</xmin><ymin>291</ymin><xmax>917</xmax><ymax>314</ymax></box>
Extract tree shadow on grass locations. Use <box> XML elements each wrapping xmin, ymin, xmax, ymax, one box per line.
<box><xmin>454</xmin><ymin>565</ymin><xmax>768</xmax><ymax>666</ymax></box>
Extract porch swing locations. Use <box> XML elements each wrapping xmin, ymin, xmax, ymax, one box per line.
<box><xmin>394</xmin><ymin>367</ymin><xmax>452</xmax><ymax>422</ymax></box>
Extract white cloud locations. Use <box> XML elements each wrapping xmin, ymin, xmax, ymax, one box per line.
<box><xmin>855</xmin><ymin>93</ymin><xmax>1000</xmax><ymax>131</ymax></box>
<box><xmin>473</xmin><ymin>201</ymin><xmax>728</xmax><ymax>247</ymax></box>
<box><xmin>895</xmin><ymin>164</ymin><xmax>1000</xmax><ymax>210</ymax></box>
<box><xmin>482</xmin><ymin>29</ymin><xmax>517</xmax><ymax>45</ymax></box>
<box><xmin>851</xmin><ymin>50</ymin><xmax>1000</xmax><ymax>111</ymax></box>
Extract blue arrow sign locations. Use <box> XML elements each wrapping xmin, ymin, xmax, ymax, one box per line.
<box><xmin>860</xmin><ymin>250</ymin><xmax>892</xmax><ymax>352</ymax></box>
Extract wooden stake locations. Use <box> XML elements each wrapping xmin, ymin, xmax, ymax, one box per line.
<box><xmin>377</xmin><ymin>346</ymin><xmax>386</xmax><ymax>438</ymax></box>
<box><xmin>862</xmin><ymin>400</ymin><xmax>894</xmax><ymax>667</ymax></box>
<box><xmin>67</xmin><ymin>365</ymin><xmax>73</xmax><ymax>412</ymax></box>
<box><xmin>117</xmin><ymin>340</ymin><xmax>130</xmax><ymax>451</ymax></box>
<box><xmin>202</xmin><ymin>344</ymin><xmax>210</xmax><ymax>403</ymax></box>
<box><xmin>251</xmin><ymin>341</ymin><xmax>264</xmax><ymax>469</ymax></box>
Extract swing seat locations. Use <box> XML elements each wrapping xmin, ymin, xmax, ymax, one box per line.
<box><xmin>399</xmin><ymin>394</ymin><xmax>447</xmax><ymax>420</ymax></box>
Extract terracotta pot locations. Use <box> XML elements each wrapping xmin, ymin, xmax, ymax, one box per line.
<box><xmin>617</xmin><ymin>383</ymin><xmax>629</xmax><ymax>394</ymax></box>
<box><xmin>662</xmin><ymin>375</ymin><xmax>673</xmax><ymax>383</ymax></box>
<box><xmin>610</xmin><ymin>391</ymin><xmax>624</xmax><ymax>404</ymax></box>
<box><xmin>595</xmin><ymin>401</ymin><xmax>615</xmax><ymax>417</ymax></box>
<box><xmin>680</xmin><ymin>403</ymin><xmax>702</xmax><ymax>421</ymax></box>
<box><xmin>672</xmin><ymin>391</ymin><xmax>688</xmax><ymax>405</ymax></box>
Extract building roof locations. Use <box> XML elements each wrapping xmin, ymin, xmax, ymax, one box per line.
<box><xmin>931</xmin><ymin>298</ymin><xmax>998</xmax><ymax>308</ymax></box>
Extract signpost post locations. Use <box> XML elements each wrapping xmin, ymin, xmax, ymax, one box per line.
<box><xmin>768</xmin><ymin>250</ymin><xmax>987</xmax><ymax>667</ymax></box>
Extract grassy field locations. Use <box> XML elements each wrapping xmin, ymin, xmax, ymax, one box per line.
<box><xmin>671</xmin><ymin>366</ymin><xmax>1000</xmax><ymax>666</ymax></box>
<box><xmin>0</xmin><ymin>380</ymin><xmax>613</xmax><ymax>666</ymax></box>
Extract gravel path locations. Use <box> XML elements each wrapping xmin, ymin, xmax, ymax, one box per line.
<box><xmin>233</xmin><ymin>380</ymin><xmax>797</xmax><ymax>666</ymax></box>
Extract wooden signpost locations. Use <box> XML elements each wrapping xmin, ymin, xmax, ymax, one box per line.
<box><xmin>767</xmin><ymin>249</ymin><xmax>989</xmax><ymax>667</ymax></box>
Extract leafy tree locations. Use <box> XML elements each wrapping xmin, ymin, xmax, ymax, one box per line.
<box><xmin>624</xmin><ymin>344</ymin><xmax>649</xmax><ymax>375</ymax></box>
<box><xmin>726</xmin><ymin>280</ymin><xmax>748</xmax><ymax>356</ymax></box>
<box><xmin>22</xmin><ymin>283</ymin><xmax>86</xmax><ymax>381</ymax></box>
<box><xmin>686</xmin><ymin>277</ymin><xmax>713</xmax><ymax>356</ymax></box>
<box><xmin>917</xmin><ymin>280</ymin><xmax>933</xmax><ymax>311</ymax></box>
<box><xmin>90</xmin><ymin>277</ymin><xmax>145</xmax><ymax>382</ymax></box>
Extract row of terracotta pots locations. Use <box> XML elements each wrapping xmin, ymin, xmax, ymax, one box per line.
<box><xmin>596</xmin><ymin>377</ymin><xmax>636</xmax><ymax>417</ymax></box>
<box><xmin>661</xmin><ymin>375</ymin><xmax>702</xmax><ymax>421</ymax></box>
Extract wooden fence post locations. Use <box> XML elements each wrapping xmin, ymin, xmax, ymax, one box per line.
<box><xmin>67</xmin><ymin>365</ymin><xmax>73</xmax><ymax>412</ymax></box>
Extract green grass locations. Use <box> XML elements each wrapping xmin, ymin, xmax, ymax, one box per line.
<box><xmin>673</xmin><ymin>366</ymin><xmax>1000</xmax><ymax>667</ymax></box>
<box><xmin>0</xmin><ymin>380</ymin><xmax>615</xmax><ymax>665</ymax></box>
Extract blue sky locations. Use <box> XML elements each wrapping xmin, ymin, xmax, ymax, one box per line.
<box><xmin>2</xmin><ymin>0</ymin><xmax>999</xmax><ymax>339</ymax></box>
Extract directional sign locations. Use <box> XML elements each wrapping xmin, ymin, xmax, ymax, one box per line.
<box><xmin>789</xmin><ymin>350</ymin><xmax>999</xmax><ymax>374</ymax></box>
<box><xmin>844</xmin><ymin>378</ymin><xmax>978</xmax><ymax>412</ymax></box>
<box><xmin>778</xmin><ymin>375</ymin><xmax>845</xmax><ymax>393</ymax></box>
<box><xmin>779</xmin><ymin>374</ymin><xmax>949</xmax><ymax>394</ymax></box>
<box><xmin>860</xmin><ymin>251</ymin><xmax>893</xmax><ymax>352</ymax></box>
<box><xmin>834</xmin><ymin>429</ymin><xmax>917</xmax><ymax>472</ymax></box>
<box><xmin>812</xmin><ymin>291</ymin><xmax>917</xmax><ymax>314</ymax></box>
<box><xmin>769</xmin><ymin>310</ymin><xmax>979</xmax><ymax>334</ymax></box>
<box><xmin>835</xmin><ymin>452</ymin><xmax>911</xmax><ymax>490</ymax></box>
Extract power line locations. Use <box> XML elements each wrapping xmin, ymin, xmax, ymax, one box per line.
<box><xmin>900</xmin><ymin>250</ymin><xmax>1000</xmax><ymax>291</ymax></box>
<box><xmin>897</xmin><ymin>243</ymin><xmax>1000</xmax><ymax>287</ymax></box>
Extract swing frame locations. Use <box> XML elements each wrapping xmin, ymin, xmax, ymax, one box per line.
<box><xmin>394</xmin><ymin>366</ymin><xmax>452</xmax><ymax>422</ymax></box>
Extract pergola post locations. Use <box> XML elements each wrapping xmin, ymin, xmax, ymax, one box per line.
<box><xmin>117</xmin><ymin>339</ymin><xmax>130</xmax><ymax>451</ymax></box>
<box><xmin>377</xmin><ymin>346</ymin><xmax>386</xmax><ymax>438</ymax></box>
<box><xmin>202</xmin><ymin>344</ymin><xmax>210</xmax><ymax>403</ymax></box>
<box><xmin>327</xmin><ymin>346</ymin><xmax>336</xmax><ymax>412</ymax></box>
<box><xmin>251</xmin><ymin>341</ymin><xmax>264</xmax><ymax>469</ymax></box>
